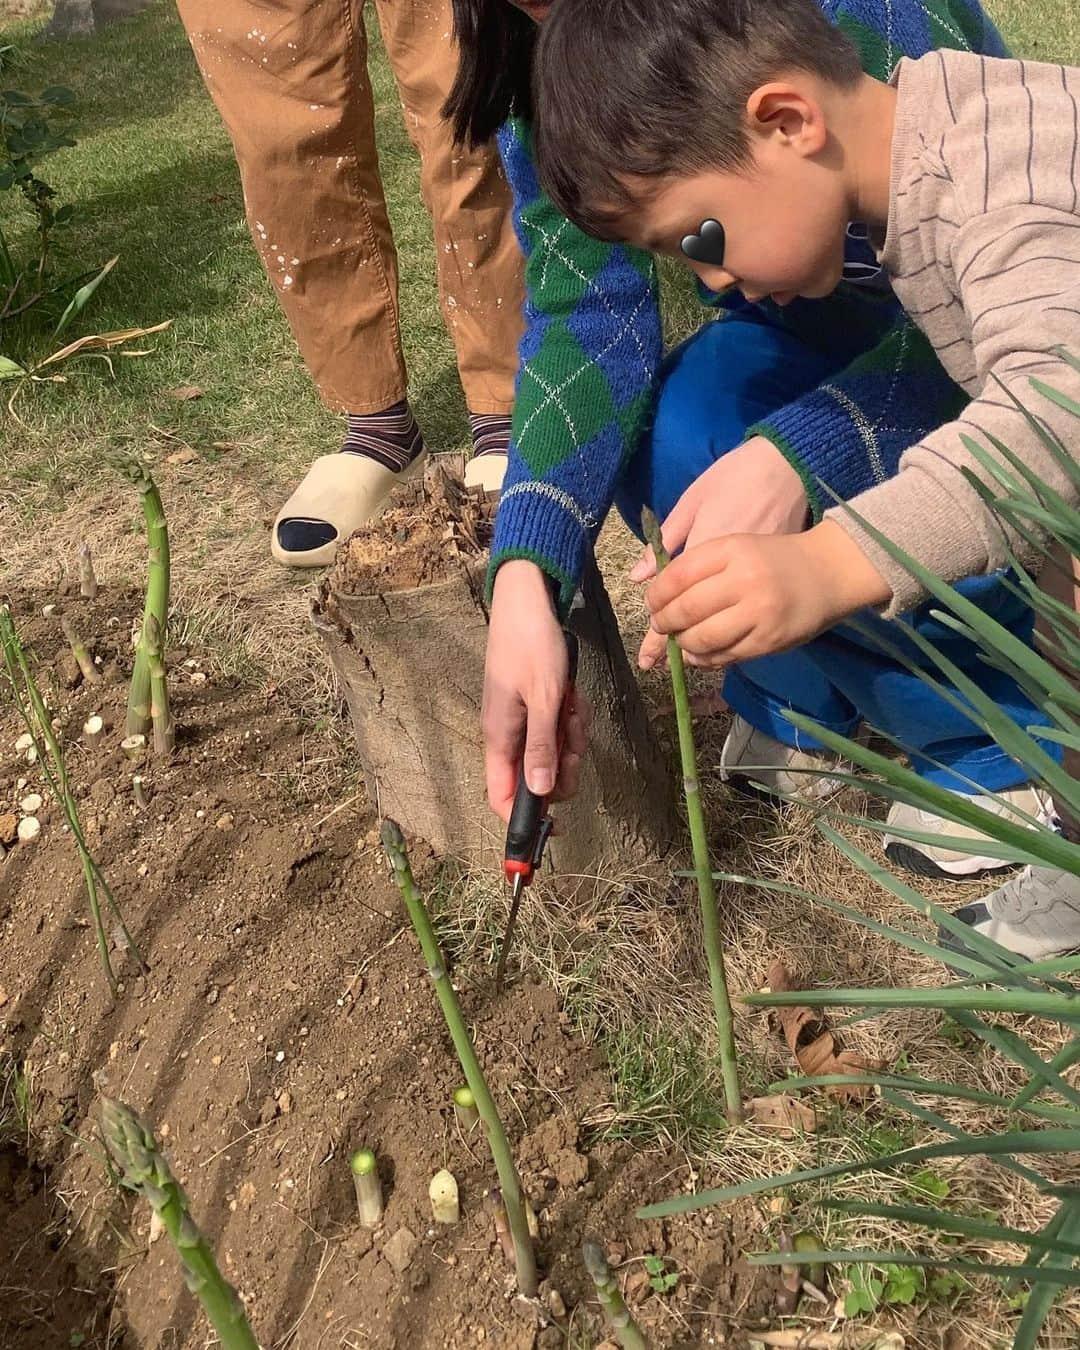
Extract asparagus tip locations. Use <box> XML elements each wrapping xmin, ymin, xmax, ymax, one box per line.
<box><xmin>379</xmin><ymin>819</ymin><xmax>404</xmax><ymax>851</ymax></box>
<box><xmin>350</xmin><ymin>1148</ymin><xmax>377</xmax><ymax>1176</ymax></box>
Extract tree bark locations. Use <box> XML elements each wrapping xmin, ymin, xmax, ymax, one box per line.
<box><xmin>312</xmin><ymin>465</ymin><xmax>676</xmax><ymax>872</ymax></box>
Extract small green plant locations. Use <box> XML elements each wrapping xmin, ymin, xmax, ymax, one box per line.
<box><xmin>641</xmin><ymin>508</ymin><xmax>743</xmax><ymax>1125</ymax></box>
<box><xmin>381</xmin><ymin>820</ymin><xmax>538</xmax><ymax>1296</ymax></box>
<box><xmin>0</xmin><ymin>65</ymin><xmax>169</xmax><ymax>410</ymax></box>
<box><xmin>1</xmin><ymin>605</ymin><xmax>144</xmax><ymax>995</ymax></box>
<box><xmin>643</xmin><ymin>1254</ymin><xmax>679</xmax><ymax>1295</ymax></box>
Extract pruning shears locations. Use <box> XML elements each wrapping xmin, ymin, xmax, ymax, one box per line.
<box><xmin>495</xmin><ymin>628</ymin><xmax>579</xmax><ymax>989</ymax></box>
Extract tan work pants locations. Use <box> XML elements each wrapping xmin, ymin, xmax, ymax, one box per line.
<box><xmin>176</xmin><ymin>0</ymin><xmax>524</xmax><ymax>414</ymax></box>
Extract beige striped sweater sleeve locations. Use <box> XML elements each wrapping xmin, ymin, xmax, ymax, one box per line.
<box><xmin>826</xmin><ymin>50</ymin><xmax>1080</xmax><ymax>616</ymax></box>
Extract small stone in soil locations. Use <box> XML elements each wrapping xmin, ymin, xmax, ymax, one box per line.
<box><xmin>17</xmin><ymin>817</ymin><xmax>40</xmax><ymax>844</ymax></box>
<box><xmin>14</xmin><ymin>733</ymin><xmax>33</xmax><ymax>753</ymax></box>
<box><xmin>382</xmin><ymin>1226</ymin><xmax>418</xmax><ymax>1275</ymax></box>
<box><xmin>19</xmin><ymin>793</ymin><xmax>43</xmax><ymax>815</ymax></box>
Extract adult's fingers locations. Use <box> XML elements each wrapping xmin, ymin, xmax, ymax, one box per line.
<box><xmin>637</xmin><ymin>623</ymin><xmax>669</xmax><ymax>670</ymax></box>
<box><xmin>521</xmin><ymin>679</ymin><xmax>564</xmax><ymax>797</ymax></box>
<box><xmin>629</xmin><ymin>482</ymin><xmax>702</xmax><ymax>582</ymax></box>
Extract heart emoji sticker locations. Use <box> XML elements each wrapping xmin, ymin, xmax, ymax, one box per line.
<box><xmin>680</xmin><ymin>218</ymin><xmax>726</xmax><ymax>267</ymax></box>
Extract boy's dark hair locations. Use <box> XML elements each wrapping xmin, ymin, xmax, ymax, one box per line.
<box><xmin>444</xmin><ymin>0</ymin><xmax>537</xmax><ymax>147</ymax></box>
<box><xmin>533</xmin><ymin>0</ymin><xmax>862</xmax><ymax>240</ymax></box>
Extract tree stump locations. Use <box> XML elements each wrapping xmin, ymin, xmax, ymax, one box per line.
<box><xmin>312</xmin><ymin>460</ymin><xmax>677</xmax><ymax>872</ymax></box>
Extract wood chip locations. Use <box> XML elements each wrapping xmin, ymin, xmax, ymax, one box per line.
<box><xmin>747</xmin><ymin>1093</ymin><xmax>818</xmax><ymax>1136</ymax></box>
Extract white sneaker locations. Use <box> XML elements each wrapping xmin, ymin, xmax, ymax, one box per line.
<box><xmin>940</xmin><ymin>865</ymin><xmax>1080</xmax><ymax>960</ymax></box>
<box><xmin>719</xmin><ymin>714</ymin><xmax>849</xmax><ymax>805</ymax></box>
<box><xmin>883</xmin><ymin>784</ymin><xmax>1057</xmax><ymax>880</ymax></box>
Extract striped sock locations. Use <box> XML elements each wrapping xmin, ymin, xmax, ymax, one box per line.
<box><xmin>341</xmin><ymin>401</ymin><xmax>424</xmax><ymax>472</ymax></box>
<box><xmin>468</xmin><ymin>412</ymin><xmax>512</xmax><ymax>459</ymax></box>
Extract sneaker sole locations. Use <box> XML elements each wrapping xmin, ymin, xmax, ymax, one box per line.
<box><xmin>884</xmin><ymin>840</ymin><xmax>1018</xmax><ymax>882</ymax></box>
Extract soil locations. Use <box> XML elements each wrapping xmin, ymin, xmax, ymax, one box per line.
<box><xmin>331</xmin><ymin>460</ymin><xmax>496</xmax><ymax>596</ymax></box>
<box><xmin>0</xmin><ymin>584</ymin><xmax>773</xmax><ymax>1349</ymax></box>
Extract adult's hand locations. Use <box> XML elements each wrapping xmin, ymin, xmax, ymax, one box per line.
<box><xmin>482</xmin><ymin>560</ymin><xmax>591</xmax><ymax>821</ymax></box>
<box><xmin>630</xmin><ymin>436</ymin><xmax>809</xmax><ymax>669</ymax></box>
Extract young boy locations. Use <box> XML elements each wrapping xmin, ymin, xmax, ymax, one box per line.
<box><xmin>531</xmin><ymin>0</ymin><xmax>1080</xmax><ymax>956</ymax></box>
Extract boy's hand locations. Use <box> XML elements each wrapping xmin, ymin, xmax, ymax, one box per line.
<box><xmin>631</xmin><ymin>437</ymin><xmax>809</xmax><ymax>668</ymax></box>
<box><xmin>640</xmin><ymin>521</ymin><xmax>892</xmax><ymax>669</ymax></box>
<box><xmin>483</xmin><ymin>560</ymin><xmax>592</xmax><ymax>821</ymax></box>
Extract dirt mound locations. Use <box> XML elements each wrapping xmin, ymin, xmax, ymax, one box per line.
<box><xmin>0</xmin><ymin>586</ymin><xmax>770</xmax><ymax>1348</ymax></box>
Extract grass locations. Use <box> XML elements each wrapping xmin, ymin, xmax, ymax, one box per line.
<box><xmin>2</xmin><ymin>2</ymin><xmax>1078</xmax><ymax>1346</ymax></box>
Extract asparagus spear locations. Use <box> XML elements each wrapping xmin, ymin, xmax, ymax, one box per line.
<box><xmin>101</xmin><ymin>1098</ymin><xmax>259</xmax><ymax>1350</ymax></box>
<box><xmin>381</xmin><ymin>820</ymin><xmax>538</xmax><ymax>1296</ymax></box>
<box><xmin>582</xmin><ymin>1240</ymin><xmax>648</xmax><ymax>1349</ymax></box>
<box><xmin>641</xmin><ymin>510</ymin><xmax>743</xmax><ymax>1125</ymax></box>
<box><xmin>124</xmin><ymin>466</ymin><xmax>170</xmax><ymax>740</ymax></box>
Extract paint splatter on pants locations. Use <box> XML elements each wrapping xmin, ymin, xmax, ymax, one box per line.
<box><xmin>177</xmin><ymin>0</ymin><xmax>525</xmax><ymax>414</ymax></box>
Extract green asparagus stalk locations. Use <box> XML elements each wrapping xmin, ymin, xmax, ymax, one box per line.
<box><xmin>144</xmin><ymin>615</ymin><xmax>175</xmax><ymax>756</ymax></box>
<box><xmin>101</xmin><ymin>1099</ymin><xmax>259</xmax><ymax>1350</ymax></box>
<box><xmin>381</xmin><ymin>820</ymin><xmax>538</xmax><ymax>1296</ymax></box>
<box><xmin>1</xmin><ymin>607</ymin><xmax>145</xmax><ymax>995</ymax></box>
<box><xmin>350</xmin><ymin>1148</ymin><xmax>384</xmax><ymax>1227</ymax></box>
<box><xmin>125</xmin><ymin>466</ymin><xmax>170</xmax><ymax>740</ymax></box>
<box><xmin>60</xmin><ymin>614</ymin><xmax>101</xmax><ymax>684</ymax></box>
<box><xmin>641</xmin><ymin>509</ymin><xmax>743</xmax><ymax>1124</ymax></box>
<box><xmin>582</xmin><ymin>1240</ymin><xmax>648</xmax><ymax>1350</ymax></box>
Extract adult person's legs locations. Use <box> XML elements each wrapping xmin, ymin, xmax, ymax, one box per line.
<box><xmin>177</xmin><ymin>0</ymin><xmax>523</xmax><ymax>566</ymax></box>
<box><xmin>615</xmin><ymin>311</ymin><xmax>1062</xmax><ymax>878</ymax></box>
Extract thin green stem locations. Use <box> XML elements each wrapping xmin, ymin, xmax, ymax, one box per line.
<box><xmin>0</xmin><ymin>607</ymin><xmax>138</xmax><ymax>992</ymax></box>
<box><xmin>125</xmin><ymin>467</ymin><xmax>170</xmax><ymax>739</ymax></box>
<box><xmin>381</xmin><ymin>820</ymin><xmax>538</xmax><ymax>1297</ymax></box>
<box><xmin>101</xmin><ymin>1099</ymin><xmax>259</xmax><ymax>1350</ymax></box>
<box><xmin>642</xmin><ymin>509</ymin><xmax>742</xmax><ymax>1123</ymax></box>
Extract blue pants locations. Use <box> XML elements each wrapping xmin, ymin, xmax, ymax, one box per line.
<box><xmin>614</xmin><ymin>312</ymin><xmax>1058</xmax><ymax>793</ymax></box>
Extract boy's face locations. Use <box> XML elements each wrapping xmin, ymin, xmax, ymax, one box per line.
<box><xmin>614</xmin><ymin>84</ymin><xmax>851</xmax><ymax>304</ymax></box>
<box><xmin>623</xmin><ymin>159</ymin><xmax>849</xmax><ymax>305</ymax></box>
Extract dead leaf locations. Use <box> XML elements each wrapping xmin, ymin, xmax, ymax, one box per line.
<box><xmin>165</xmin><ymin>447</ymin><xmax>199</xmax><ymax>466</ymax></box>
<box><xmin>747</xmin><ymin>1093</ymin><xmax>818</xmax><ymax>1136</ymax></box>
<box><xmin>765</xmin><ymin>961</ymin><xmax>884</xmax><ymax>1100</ymax></box>
<box><xmin>166</xmin><ymin>384</ymin><xmax>203</xmax><ymax>401</ymax></box>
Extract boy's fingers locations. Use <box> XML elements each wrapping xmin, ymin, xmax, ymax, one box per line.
<box><xmin>651</xmin><ymin>572</ymin><xmax>737</xmax><ymax>638</ymax></box>
<box><xmin>678</xmin><ymin>612</ymin><xmax>754</xmax><ymax>666</ymax></box>
<box><xmin>646</xmin><ymin>538</ymin><xmax>732</xmax><ymax>613</ymax></box>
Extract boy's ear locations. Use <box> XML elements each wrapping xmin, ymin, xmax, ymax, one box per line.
<box><xmin>746</xmin><ymin>83</ymin><xmax>828</xmax><ymax>156</ymax></box>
